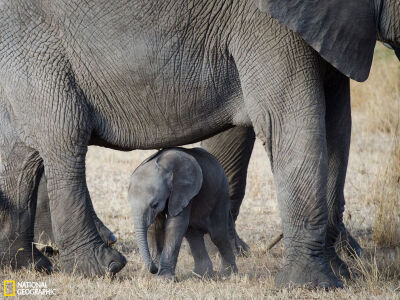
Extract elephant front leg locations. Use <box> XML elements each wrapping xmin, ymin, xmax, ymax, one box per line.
<box><xmin>234</xmin><ymin>37</ymin><xmax>342</xmax><ymax>288</ymax></box>
<box><xmin>43</xmin><ymin>148</ymin><xmax>126</xmax><ymax>276</ymax></box>
<box><xmin>324</xmin><ymin>71</ymin><xmax>361</xmax><ymax>278</ymax></box>
<box><xmin>158</xmin><ymin>208</ymin><xmax>190</xmax><ymax>279</ymax></box>
<box><xmin>34</xmin><ymin>86</ymin><xmax>126</xmax><ymax>276</ymax></box>
<box><xmin>269</xmin><ymin>115</ymin><xmax>340</xmax><ymax>289</ymax></box>
<box><xmin>35</xmin><ymin>175</ymin><xmax>117</xmax><ymax>248</ymax></box>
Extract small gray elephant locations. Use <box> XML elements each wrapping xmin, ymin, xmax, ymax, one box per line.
<box><xmin>129</xmin><ymin>147</ymin><xmax>238</xmax><ymax>279</ymax></box>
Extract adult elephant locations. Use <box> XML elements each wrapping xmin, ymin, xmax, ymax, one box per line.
<box><xmin>0</xmin><ymin>0</ymin><xmax>399</xmax><ymax>289</ymax></box>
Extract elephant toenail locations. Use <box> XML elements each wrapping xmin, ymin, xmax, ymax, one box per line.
<box><xmin>108</xmin><ymin>233</ymin><xmax>117</xmax><ymax>245</ymax></box>
<box><xmin>108</xmin><ymin>262</ymin><xmax>122</xmax><ymax>274</ymax></box>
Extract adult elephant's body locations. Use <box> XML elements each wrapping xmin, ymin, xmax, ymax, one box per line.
<box><xmin>0</xmin><ymin>0</ymin><xmax>398</xmax><ymax>288</ymax></box>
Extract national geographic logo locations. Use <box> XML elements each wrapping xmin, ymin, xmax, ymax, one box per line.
<box><xmin>3</xmin><ymin>281</ymin><xmax>15</xmax><ymax>297</ymax></box>
<box><xmin>3</xmin><ymin>280</ymin><xmax>56</xmax><ymax>296</ymax></box>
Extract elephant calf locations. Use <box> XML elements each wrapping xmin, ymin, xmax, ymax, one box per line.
<box><xmin>129</xmin><ymin>147</ymin><xmax>238</xmax><ymax>279</ymax></box>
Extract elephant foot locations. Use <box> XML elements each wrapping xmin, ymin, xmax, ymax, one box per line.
<box><xmin>60</xmin><ymin>242</ymin><xmax>126</xmax><ymax>276</ymax></box>
<box><xmin>0</xmin><ymin>243</ymin><xmax>52</xmax><ymax>274</ymax></box>
<box><xmin>275</xmin><ymin>256</ymin><xmax>343</xmax><ymax>290</ymax></box>
<box><xmin>193</xmin><ymin>262</ymin><xmax>215</xmax><ymax>278</ymax></box>
<box><xmin>326</xmin><ymin>248</ymin><xmax>351</xmax><ymax>279</ymax></box>
<box><xmin>157</xmin><ymin>269</ymin><xmax>175</xmax><ymax>281</ymax></box>
<box><xmin>93</xmin><ymin>217</ymin><xmax>117</xmax><ymax>246</ymax></box>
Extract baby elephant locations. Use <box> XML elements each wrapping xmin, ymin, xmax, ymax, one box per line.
<box><xmin>129</xmin><ymin>147</ymin><xmax>238</xmax><ymax>279</ymax></box>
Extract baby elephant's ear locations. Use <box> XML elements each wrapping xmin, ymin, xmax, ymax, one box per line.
<box><xmin>156</xmin><ymin>151</ymin><xmax>203</xmax><ymax>217</ymax></box>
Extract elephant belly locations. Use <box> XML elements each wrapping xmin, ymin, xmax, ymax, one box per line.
<box><xmin>63</xmin><ymin>4</ymin><xmax>249</xmax><ymax>150</ymax></box>
<box><xmin>83</xmin><ymin>55</ymin><xmax>246</xmax><ymax>150</ymax></box>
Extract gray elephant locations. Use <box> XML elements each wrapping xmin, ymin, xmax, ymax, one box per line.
<box><xmin>0</xmin><ymin>0</ymin><xmax>399</xmax><ymax>289</ymax></box>
<box><xmin>129</xmin><ymin>148</ymin><xmax>238</xmax><ymax>279</ymax></box>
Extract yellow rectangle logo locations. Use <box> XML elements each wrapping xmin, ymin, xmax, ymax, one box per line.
<box><xmin>3</xmin><ymin>280</ymin><xmax>15</xmax><ymax>297</ymax></box>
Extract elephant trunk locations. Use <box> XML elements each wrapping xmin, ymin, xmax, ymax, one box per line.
<box><xmin>134</xmin><ymin>222</ymin><xmax>158</xmax><ymax>274</ymax></box>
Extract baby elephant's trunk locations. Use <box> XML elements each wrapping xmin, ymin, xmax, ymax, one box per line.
<box><xmin>134</xmin><ymin>222</ymin><xmax>158</xmax><ymax>274</ymax></box>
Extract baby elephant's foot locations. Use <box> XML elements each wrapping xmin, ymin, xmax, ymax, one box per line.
<box><xmin>60</xmin><ymin>242</ymin><xmax>126</xmax><ymax>276</ymax></box>
<box><xmin>193</xmin><ymin>260</ymin><xmax>214</xmax><ymax>278</ymax></box>
<box><xmin>157</xmin><ymin>269</ymin><xmax>175</xmax><ymax>281</ymax></box>
<box><xmin>218</xmin><ymin>263</ymin><xmax>238</xmax><ymax>277</ymax></box>
<box><xmin>193</xmin><ymin>268</ymin><xmax>215</xmax><ymax>279</ymax></box>
<box><xmin>275</xmin><ymin>256</ymin><xmax>343</xmax><ymax>290</ymax></box>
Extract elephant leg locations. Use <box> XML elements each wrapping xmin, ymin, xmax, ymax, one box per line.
<box><xmin>0</xmin><ymin>97</ymin><xmax>51</xmax><ymax>273</ymax></box>
<box><xmin>209</xmin><ymin>225</ymin><xmax>238</xmax><ymax>276</ymax></box>
<box><xmin>158</xmin><ymin>208</ymin><xmax>190</xmax><ymax>279</ymax></box>
<box><xmin>147</xmin><ymin>214</ymin><xmax>166</xmax><ymax>267</ymax></box>
<box><xmin>201</xmin><ymin>126</ymin><xmax>255</xmax><ymax>255</ymax></box>
<box><xmin>42</xmin><ymin>140</ymin><xmax>126</xmax><ymax>276</ymax></box>
<box><xmin>233</xmin><ymin>38</ymin><xmax>342</xmax><ymax>287</ymax></box>
<box><xmin>42</xmin><ymin>147</ymin><xmax>126</xmax><ymax>275</ymax></box>
<box><xmin>258</xmin><ymin>106</ymin><xmax>338</xmax><ymax>289</ymax></box>
<box><xmin>324</xmin><ymin>70</ymin><xmax>361</xmax><ymax>278</ymax></box>
<box><xmin>17</xmin><ymin>76</ymin><xmax>126</xmax><ymax>276</ymax></box>
<box><xmin>35</xmin><ymin>175</ymin><xmax>117</xmax><ymax>255</ymax></box>
<box><xmin>34</xmin><ymin>175</ymin><xmax>55</xmax><ymax>245</ymax></box>
<box><xmin>185</xmin><ymin>228</ymin><xmax>214</xmax><ymax>277</ymax></box>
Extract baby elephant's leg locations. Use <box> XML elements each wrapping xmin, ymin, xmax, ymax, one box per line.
<box><xmin>209</xmin><ymin>231</ymin><xmax>237</xmax><ymax>275</ymax></box>
<box><xmin>158</xmin><ymin>208</ymin><xmax>190</xmax><ymax>279</ymax></box>
<box><xmin>209</xmin><ymin>216</ymin><xmax>238</xmax><ymax>275</ymax></box>
<box><xmin>185</xmin><ymin>228</ymin><xmax>214</xmax><ymax>277</ymax></box>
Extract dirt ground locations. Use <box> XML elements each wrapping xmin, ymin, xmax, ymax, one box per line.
<box><xmin>1</xmin><ymin>45</ymin><xmax>399</xmax><ymax>299</ymax></box>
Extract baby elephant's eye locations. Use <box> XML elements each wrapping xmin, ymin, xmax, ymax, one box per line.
<box><xmin>150</xmin><ymin>202</ymin><xmax>158</xmax><ymax>209</ymax></box>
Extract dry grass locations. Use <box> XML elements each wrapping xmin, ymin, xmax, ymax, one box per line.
<box><xmin>1</xmin><ymin>44</ymin><xmax>400</xmax><ymax>298</ymax></box>
<box><xmin>372</xmin><ymin>137</ymin><xmax>400</xmax><ymax>248</ymax></box>
<box><xmin>352</xmin><ymin>44</ymin><xmax>400</xmax><ymax>250</ymax></box>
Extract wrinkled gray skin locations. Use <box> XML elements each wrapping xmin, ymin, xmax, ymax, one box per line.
<box><xmin>34</xmin><ymin>176</ymin><xmax>117</xmax><ymax>247</ymax></box>
<box><xmin>0</xmin><ymin>0</ymin><xmax>399</xmax><ymax>288</ymax></box>
<box><xmin>129</xmin><ymin>148</ymin><xmax>237</xmax><ymax>279</ymax></box>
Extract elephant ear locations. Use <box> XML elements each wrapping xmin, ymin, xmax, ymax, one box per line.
<box><xmin>156</xmin><ymin>150</ymin><xmax>203</xmax><ymax>217</ymax></box>
<box><xmin>254</xmin><ymin>0</ymin><xmax>377</xmax><ymax>82</ymax></box>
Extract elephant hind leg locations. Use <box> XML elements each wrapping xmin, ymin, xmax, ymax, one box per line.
<box><xmin>208</xmin><ymin>198</ymin><xmax>237</xmax><ymax>276</ymax></box>
<box><xmin>0</xmin><ymin>98</ymin><xmax>51</xmax><ymax>273</ymax></box>
<box><xmin>185</xmin><ymin>228</ymin><xmax>214</xmax><ymax>277</ymax></box>
<box><xmin>208</xmin><ymin>227</ymin><xmax>238</xmax><ymax>276</ymax></box>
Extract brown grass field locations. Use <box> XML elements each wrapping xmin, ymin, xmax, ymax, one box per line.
<box><xmin>1</xmin><ymin>44</ymin><xmax>399</xmax><ymax>299</ymax></box>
